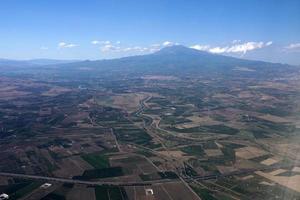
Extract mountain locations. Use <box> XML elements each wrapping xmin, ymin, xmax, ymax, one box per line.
<box><xmin>26</xmin><ymin>59</ymin><xmax>80</xmax><ymax>65</ymax></box>
<box><xmin>1</xmin><ymin>46</ymin><xmax>296</xmax><ymax>78</ymax></box>
<box><xmin>53</xmin><ymin>45</ymin><xmax>294</xmax><ymax>77</ymax></box>
<box><xmin>0</xmin><ymin>59</ymin><xmax>34</xmax><ymax>67</ymax></box>
<box><xmin>0</xmin><ymin>58</ymin><xmax>78</xmax><ymax>67</ymax></box>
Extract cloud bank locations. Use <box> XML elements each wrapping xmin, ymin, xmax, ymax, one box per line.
<box><xmin>97</xmin><ymin>41</ymin><xmax>177</xmax><ymax>53</ymax></box>
<box><xmin>55</xmin><ymin>40</ymin><xmax>276</xmax><ymax>55</ymax></box>
<box><xmin>190</xmin><ymin>41</ymin><xmax>273</xmax><ymax>54</ymax></box>
<box><xmin>285</xmin><ymin>43</ymin><xmax>300</xmax><ymax>50</ymax></box>
<box><xmin>58</xmin><ymin>42</ymin><xmax>77</xmax><ymax>48</ymax></box>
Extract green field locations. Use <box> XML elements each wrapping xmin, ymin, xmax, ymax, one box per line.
<box><xmin>4</xmin><ymin>181</ymin><xmax>42</xmax><ymax>200</ymax></box>
<box><xmin>81</xmin><ymin>153</ymin><xmax>110</xmax><ymax>169</ymax></box>
<box><xmin>95</xmin><ymin>186</ymin><xmax>127</xmax><ymax>200</ymax></box>
<box><xmin>190</xmin><ymin>185</ymin><xmax>217</xmax><ymax>200</ymax></box>
<box><xmin>181</xmin><ymin>145</ymin><xmax>204</xmax><ymax>157</ymax></box>
<box><xmin>75</xmin><ymin>167</ymin><xmax>124</xmax><ymax>180</ymax></box>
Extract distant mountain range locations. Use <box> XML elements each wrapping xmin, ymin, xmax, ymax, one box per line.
<box><xmin>0</xmin><ymin>46</ymin><xmax>297</xmax><ymax>77</ymax></box>
<box><xmin>0</xmin><ymin>58</ymin><xmax>79</xmax><ymax>67</ymax></box>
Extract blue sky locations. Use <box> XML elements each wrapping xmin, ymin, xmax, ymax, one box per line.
<box><xmin>0</xmin><ymin>0</ymin><xmax>300</xmax><ymax>64</ymax></box>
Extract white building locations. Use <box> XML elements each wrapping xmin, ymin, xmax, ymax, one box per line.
<box><xmin>145</xmin><ymin>188</ymin><xmax>154</xmax><ymax>195</ymax></box>
<box><xmin>40</xmin><ymin>183</ymin><xmax>52</xmax><ymax>189</ymax></box>
<box><xmin>0</xmin><ymin>193</ymin><xmax>9</xmax><ymax>200</ymax></box>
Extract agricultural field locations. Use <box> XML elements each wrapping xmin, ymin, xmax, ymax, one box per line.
<box><xmin>0</xmin><ymin>55</ymin><xmax>300</xmax><ymax>199</ymax></box>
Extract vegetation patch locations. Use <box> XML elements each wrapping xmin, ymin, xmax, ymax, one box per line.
<box><xmin>1</xmin><ymin>180</ymin><xmax>42</xmax><ymax>200</ymax></box>
<box><xmin>181</xmin><ymin>145</ymin><xmax>204</xmax><ymax>157</ymax></box>
<box><xmin>74</xmin><ymin>167</ymin><xmax>124</xmax><ymax>180</ymax></box>
<box><xmin>169</xmin><ymin>124</ymin><xmax>239</xmax><ymax>135</ymax></box>
<box><xmin>81</xmin><ymin>153</ymin><xmax>109</xmax><ymax>169</ymax></box>
<box><xmin>190</xmin><ymin>185</ymin><xmax>217</xmax><ymax>200</ymax></box>
<box><xmin>95</xmin><ymin>186</ymin><xmax>128</xmax><ymax>200</ymax></box>
<box><xmin>158</xmin><ymin>171</ymin><xmax>179</xmax><ymax>179</ymax></box>
<box><xmin>41</xmin><ymin>193</ymin><xmax>66</xmax><ymax>200</ymax></box>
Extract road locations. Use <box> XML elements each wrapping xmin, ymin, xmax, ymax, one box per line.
<box><xmin>186</xmin><ymin>163</ymin><xmax>300</xmax><ymax>181</ymax></box>
<box><xmin>135</xmin><ymin>96</ymin><xmax>202</xmax><ymax>200</ymax></box>
<box><xmin>110</xmin><ymin>128</ymin><xmax>122</xmax><ymax>152</ymax></box>
<box><xmin>134</xmin><ymin>96</ymin><xmax>300</xmax><ymax>181</ymax></box>
<box><xmin>0</xmin><ymin>172</ymin><xmax>175</xmax><ymax>187</ymax></box>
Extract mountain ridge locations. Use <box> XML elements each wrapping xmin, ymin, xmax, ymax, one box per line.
<box><xmin>54</xmin><ymin>45</ymin><xmax>292</xmax><ymax>73</ymax></box>
<box><xmin>0</xmin><ymin>46</ymin><xmax>297</xmax><ymax>78</ymax></box>
<box><xmin>0</xmin><ymin>58</ymin><xmax>80</xmax><ymax>66</ymax></box>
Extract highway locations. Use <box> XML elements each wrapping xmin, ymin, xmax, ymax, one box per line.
<box><xmin>185</xmin><ymin>163</ymin><xmax>300</xmax><ymax>181</ymax></box>
<box><xmin>0</xmin><ymin>172</ymin><xmax>175</xmax><ymax>187</ymax></box>
<box><xmin>1</xmin><ymin>163</ymin><xmax>297</xmax><ymax>187</ymax></box>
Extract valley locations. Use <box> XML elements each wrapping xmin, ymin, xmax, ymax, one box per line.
<box><xmin>0</xmin><ymin>46</ymin><xmax>299</xmax><ymax>200</ymax></box>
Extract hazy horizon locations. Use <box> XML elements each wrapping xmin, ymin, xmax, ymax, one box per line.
<box><xmin>0</xmin><ymin>45</ymin><xmax>299</xmax><ymax>67</ymax></box>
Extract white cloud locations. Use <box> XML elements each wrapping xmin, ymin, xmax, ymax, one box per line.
<box><xmin>285</xmin><ymin>43</ymin><xmax>300</xmax><ymax>50</ymax></box>
<box><xmin>97</xmin><ymin>40</ymin><xmax>172</xmax><ymax>53</ymax></box>
<box><xmin>148</xmin><ymin>44</ymin><xmax>161</xmax><ymax>52</ymax></box>
<box><xmin>232</xmin><ymin>39</ymin><xmax>241</xmax><ymax>44</ymax></box>
<box><xmin>94</xmin><ymin>40</ymin><xmax>273</xmax><ymax>56</ymax></box>
<box><xmin>227</xmin><ymin>42</ymin><xmax>265</xmax><ymax>54</ymax></box>
<box><xmin>99</xmin><ymin>43</ymin><xmax>153</xmax><ymax>54</ymax></box>
<box><xmin>132</xmin><ymin>46</ymin><xmax>148</xmax><ymax>52</ymax></box>
<box><xmin>149</xmin><ymin>48</ymin><xmax>159</xmax><ymax>53</ymax></box>
<box><xmin>209</xmin><ymin>47</ymin><xmax>228</xmax><ymax>53</ymax></box>
<box><xmin>190</xmin><ymin>41</ymin><xmax>272</xmax><ymax>54</ymax></box>
<box><xmin>92</xmin><ymin>40</ymin><xmax>111</xmax><ymax>45</ymax></box>
<box><xmin>58</xmin><ymin>42</ymin><xmax>77</xmax><ymax>48</ymax></box>
<box><xmin>123</xmin><ymin>47</ymin><xmax>133</xmax><ymax>52</ymax></box>
<box><xmin>92</xmin><ymin>40</ymin><xmax>113</xmax><ymax>45</ymax></box>
<box><xmin>190</xmin><ymin>44</ymin><xmax>210</xmax><ymax>51</ymax></box>
<box><xmin>162</xmin><ymin>41</ymin><xmax>174</xmax><ymax>46</ymax></box>
<box><xmin>207</xmin><ymin>41</ymin><xmax>272</xmax><ymax>54</ymax></box>
<box><xmin>132</xmin><ymin>46</ymin><xmax>142</xmax><ymax>51</ymax></box>
<box><xmin>91</xmin><ymin>40</ymin><xmax>100</xmax><ymax>45</ymax></box>
<box><xmin>58</xmin><ymin>42</ymin><xmax>66</xmax><ymax>47</ymax></box>
<box><xmin>266</xmin><ymin>41</ymin><xmax>273</xmax><ymax>46</ymax></box>
<box><xmin>100</xmin><ymin>44</ymin><xmax>121</xmax><ymax>52</ymax></box>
